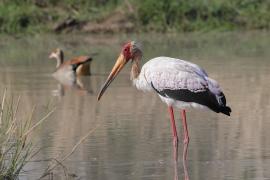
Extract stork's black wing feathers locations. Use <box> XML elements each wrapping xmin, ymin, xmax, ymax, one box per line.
<box><xmin>151</xmin><ymin>82</ymin><xmax>231</xmax><ymax>116</ymax></box>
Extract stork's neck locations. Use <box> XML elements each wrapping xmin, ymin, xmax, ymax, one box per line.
<box><xmin>130</xmin><ymin>55</ymin><xmax>141</xmax><ymax>81</ymax></box>
<box><xmin>131</xmin><ymin>55</ymin><xmax>152</xmax><ymax>92</ymax></box>
<box><xmin>56</xmin><ymin>53</ymin><xmax>64</xmax><ymax>68</ymax></box>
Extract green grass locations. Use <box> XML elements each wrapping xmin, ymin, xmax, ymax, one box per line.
<box><xmin>137</xmin><ymin>0</ymin><xmax>270</xmax><ymax>32</ymax></box>
<box><xmin>0</xmin><ymin>90</ymin><xmax>54</xmax><ymax>179</ymax></box>
<box><xmin>0</xmin><ymin>0</ymin><xmax>121</xmax><ymax>34</ymax></box>
<box><xmin>0</xmin><ymin>0</ymin><xmax>269</xmax><ymax>34</ymax></box>
<box><xmin>0</xmin><ymin>3</ymin><xmax>44</xmax><ymax>33</ymax></box>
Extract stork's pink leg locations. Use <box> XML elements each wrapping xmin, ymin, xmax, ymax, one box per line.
<box><xmin>168</xmin><ymin>106</ymin><xmax>179</xmax><ymax>161</ymax></box>
<box><xmin>181</xmin><ymin>109</ymin><xmax>189</xmax><ymax>160</ymax></box>
<box><xmin>181</xmin><ymin>109</ymin><xmax>190</xmax><ymax>180</ymax></box>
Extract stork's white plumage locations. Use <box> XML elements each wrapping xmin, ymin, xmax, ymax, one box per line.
<box><xmin>97</xmin><ymin>41</ymin><xmax>231</xmax><ymax>179</ymax></box>
<box><xmin>133</xmin><ymin>57</ymin><xmax>231</xmax><ymax>115</ymax></box>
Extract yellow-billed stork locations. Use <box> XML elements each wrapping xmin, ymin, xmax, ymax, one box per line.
<box><xmin>97</xmin><ymin>41</ymin><xmax>231</xmax><ymax>165</ymax></box>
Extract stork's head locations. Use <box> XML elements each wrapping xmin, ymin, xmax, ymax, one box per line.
<box><xmin>121</xmin><ymin>41</ymin><xmax>142</xmax><ymax>61</ymax></box>
<box><xmin>97</xmin><ymin>41</ymin><xmax>142</xmax><ymax>101</ymax></box>
<box><xmin>49</xmin><ymin>48</ymin><xmax>63</xmax><ymax>60</ymax></box>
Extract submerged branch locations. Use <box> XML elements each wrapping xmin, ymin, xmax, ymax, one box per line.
<box><xmin>39</xmin><ymin>123</ymin><xmax>100</xmax><ymax>179</ymax></box>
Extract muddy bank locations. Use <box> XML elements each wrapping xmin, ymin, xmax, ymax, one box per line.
<box><xmin>53</xmin><ymin>8</ymin><xmax>135</xmax><ymax>34</ymax></box>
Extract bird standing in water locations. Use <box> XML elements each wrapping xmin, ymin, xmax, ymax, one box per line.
<box><xmin>49</xmin><ymin>48</ymin><xmax>93</xmax><ymax>76</ymax></box>
<box><xmin>97</xmin><ymin>41</ymin><xmax>231</xmax><ymax>179</ymax></box>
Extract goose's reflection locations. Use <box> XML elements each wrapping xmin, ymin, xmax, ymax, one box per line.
<box><xmin>51</xmin><ymin>73</ymin><xmax>93</xmax><ymax>97</ymax></box>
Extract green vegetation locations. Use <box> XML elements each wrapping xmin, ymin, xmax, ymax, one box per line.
<box><xmin>0</xmin><ymin>0</ymin><xmax>120</xmax><ymax>34</ymax></box>
<box><xmin>0</xmin><ymin>0</ymin><xmax>269</xmax><ymax>34</ymax></box>
<box><xmin>137</xmin><ymin>0</ymin><xmax>270</xmax><ymax>31</ymax></box>
<box><xmin>0</xmin><ymin>90</ymin><xmax>54</xmax><ymax>179</ymax></box>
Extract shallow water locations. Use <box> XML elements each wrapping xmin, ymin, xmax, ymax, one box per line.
<box><xmin>1</xmin><ymin>31</ymin><xmax>270</xmax><ymax>180</ymax></box>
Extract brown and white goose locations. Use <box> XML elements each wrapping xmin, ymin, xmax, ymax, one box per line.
<box><xmin>49</xmin><ymin>48</ymin><xmax>93</xmax><ymax>76</ymax></box>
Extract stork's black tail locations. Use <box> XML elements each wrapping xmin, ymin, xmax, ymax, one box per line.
<box><xmin>220</xmin><ymin>106</ymin><xmax>232</xmax><ymax>116</ymax></box>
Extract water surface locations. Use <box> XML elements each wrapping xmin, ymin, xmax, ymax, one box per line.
<box><xmin>0</xmin><ymin>31</ymin><xmax>270</xmax><ymax>180</ymax></box>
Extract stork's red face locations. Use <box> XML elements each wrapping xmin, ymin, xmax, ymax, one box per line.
<box><xmin>97</xmin><ymin>41</ymin><xmax>141</xmax><ymax>101</ymax></box>
<box><xmin>122</xmin><ymin>42</ymin><xmax>132</xmax><ymax>60</ymax></box>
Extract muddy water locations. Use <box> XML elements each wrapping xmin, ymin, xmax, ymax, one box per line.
<box><xmin>1</xmin><ymin>31</ymin><xmax>270</xmax><ymax>180</ymax></box>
